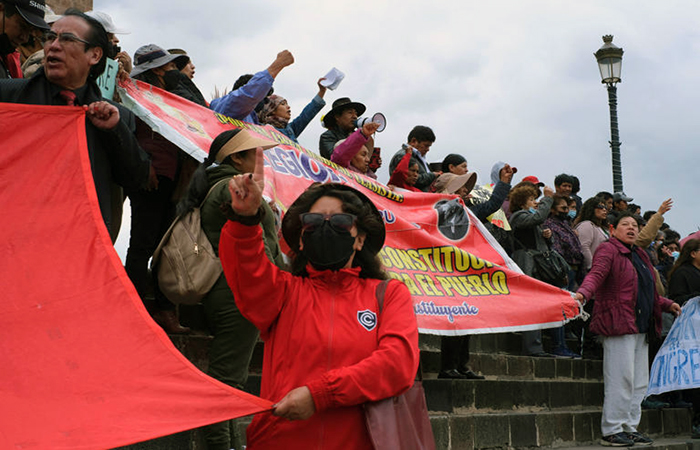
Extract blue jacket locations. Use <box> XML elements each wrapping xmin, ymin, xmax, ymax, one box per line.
<box><xmin>469</xmin><ymin>181</ymin><xmax>511</xmax><ymax>222</ymax></box>
<box><xmin>209</xmin><ymin>70</ymin><xmax>273</xmax><ymax>124</ymax></box>
<box><xmin>276</xmin><ymin>95</ymin><xmax>325</xmax><ymax>143</ymax></box>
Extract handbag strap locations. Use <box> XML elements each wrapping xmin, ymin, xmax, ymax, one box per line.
<box><xmin>152</xmin><ymin>178</ymin><xmax>231</xmax><ymax>266</ymax></box>
<box><xmin>374</xmin><ymin>279</ymin><xmax>423</xmax><ymax>382</ymax></box>
<box><xmin>375</xmin><ymin>279</ymin><xmax>390</xmax><ymax>313</ymax></box>
<box><xmin>200</xmin><ymin>178</ymin><xmax>230</xmax><ymax>208</ymax></box>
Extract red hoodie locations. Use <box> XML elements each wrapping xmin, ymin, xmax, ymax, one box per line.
<box><xmin>219</xmin><ymin>220</ymin><xmax>420</xmax><ymax>450</ymax></box>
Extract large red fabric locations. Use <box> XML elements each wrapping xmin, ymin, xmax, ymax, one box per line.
<box><xmin>0</xmin><ymin>104</ymin><xmax>271</xmax><ymax>450</ymax></box>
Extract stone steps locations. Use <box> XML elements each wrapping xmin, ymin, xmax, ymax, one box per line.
<box><xmin>569</xmin><ymin>436</ymin><xmax>700</xmax><ymax>450</ymax></box>
<box><xmin>420</xmin><ymin>351</ymin><xmax>602</xmax><ymax>381</ymax></box>
<box><xmin>424</xmin><ymin>378</ymin><xmax>604</xmax><ymax>413</ymax></box>
<box><xmin>171</xmin><ymin>332</ymin><xmax>603</xmax><ymax>381</ymax></box>
<box><xmin>428</xmin><ymin>408</ymin><xmax>693</xmax><ymax>450</ymax></box>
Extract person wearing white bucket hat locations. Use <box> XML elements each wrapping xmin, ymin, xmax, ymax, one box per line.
<box><xmin>85</xmin><ymin>10</ymin><xmax>132</xmax><ymax>77</ymax></box>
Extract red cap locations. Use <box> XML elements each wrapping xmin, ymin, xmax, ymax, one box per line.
<box><xmin>522</xmin><ymin>175</ymin><xmax>544</xmax><ymax>187</ymax></box>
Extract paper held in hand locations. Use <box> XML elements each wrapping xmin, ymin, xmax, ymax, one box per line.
<box><xmin>320</xmin><ymin>67</ymin><xmax>345</xmax><ymax>90</ymax></box>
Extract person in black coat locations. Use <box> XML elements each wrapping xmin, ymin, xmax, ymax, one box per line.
<box><xmin>0</xmin><ymin>9</ymin><xmax>150</xmax><ymax>233</ymax></box>
<box><xmin>125</xmin><ymin>44</ymin><xmax>212</xmax><ymax>334</ymax></box>
<box><xmin>668</xmin><ymin>239</ymin><xmax>700</xmax><ymax>305</ymax></box>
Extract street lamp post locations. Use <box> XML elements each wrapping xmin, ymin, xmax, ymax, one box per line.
<box><xmin>594</xmin><ymin>35</ymin><xmax>624</xmax><ymax>193</ymax></box>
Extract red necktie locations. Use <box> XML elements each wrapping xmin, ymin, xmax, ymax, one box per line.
<box><xmin>59</xmin><ymin>90</ymin><xmax>77</xmax><ymax>106</ymax></box>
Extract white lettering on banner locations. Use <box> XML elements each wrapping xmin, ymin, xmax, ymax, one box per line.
<box><xmin>647</xmin><ymin>297</ymin><xmax>700</xmax><ymax>397</ymax></box>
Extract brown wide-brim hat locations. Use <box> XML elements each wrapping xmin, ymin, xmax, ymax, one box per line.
<box><xmin>322</xmin><ymin>97</ymin><xmax>366</xmax><ymax>129</ymax></box>
<box><xmin>281</xmin><ymin>183</ymin><xmax>385</xmax><ymax>255</ymax></box>
<box><xmin>434</xmin><ymin>172</ymin><xmax>478</xmax><ymax>195</ymax></box>
<box><xmin>215</xmin><ymin>129</ymin><xmax>278</xmax><ymax>163</ymax></box>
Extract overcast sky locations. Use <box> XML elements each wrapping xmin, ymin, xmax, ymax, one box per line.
<box><xmin>93</xmin><ymin>0</ymin><xmax>699</xmax><ymax>258</ymax></box>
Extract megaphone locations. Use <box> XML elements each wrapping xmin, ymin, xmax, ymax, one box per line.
<box><xmin>355</xmin><ymin>112</ymin><xmax>387</xmax><ymax>132</ymax></box>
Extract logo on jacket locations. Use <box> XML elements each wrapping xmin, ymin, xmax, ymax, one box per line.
<box><xmin>357</xmin><ymin>310</ymin><xmax>377</xmax><ymax>331</ymax></box>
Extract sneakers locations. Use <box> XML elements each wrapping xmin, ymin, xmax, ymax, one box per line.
<box><xmin>528</xmin><ymin>351</ymin><xmax>554</xmax><ymax>358</ymax></box>
<box><xmin>438</xmin><ymin>369</ymin><xmax>468</xmax><ymax>379</ymax></box>
<box><xmin>459</xmin><ymin>369</ymin><xmax>485</xmax><ymax>380</ymax></box>
<box><xmin>626</xmin><ymin>432</ymin><xmax>653</xmax><ymax>446</ymax></box>
<box><xmin>692</xmin><ymin>424</ymin><xmax>700</xmax><ymax>439</ymax></box>
<box><xmin>550</xmin><ymin>347</ymin><xmax>582</xmax><ymax>359</ymax></box>
<box><xmin>641</xmin><ymin>398</ymin><xmax>670</xmax><ymax>410</ymax></box>
<box><xmin>438</xmin><ymin>368</ymin><xmax>486</xmax><ymax>380</ymax></box>
<box><xmin>671</xmin><ymin>399</ymin><xmax>693</xmax><ymax>408</ymax></box>
<box><xmin>600</xmin><ymin>432</ymin><xmax>634</xmax><ymax>447</ymax></box>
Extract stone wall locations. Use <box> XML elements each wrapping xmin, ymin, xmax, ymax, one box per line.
<box><xmin>47</xmin><ymin>0</ymin><xmax>93</xmax><ymax>14</ymax></box>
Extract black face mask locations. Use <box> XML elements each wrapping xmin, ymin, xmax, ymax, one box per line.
<box><xmin>556</xmin><ymin>212</ymin><xmax>569</xmax><ymax>221</ymax></box>
<box><xmin>107</xmin><ymin>43</ymin><xmax>120</xmax><ymax>59</ymax></box>
<box><xmin>301</xmin><ymin>221</ymin><xmax>357</xmax><ymax>271</ymax></box>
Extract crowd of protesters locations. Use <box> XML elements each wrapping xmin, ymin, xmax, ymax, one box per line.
<box><xmin>2</xmin><ymin>2</ymin><xmax>700</xmax><ymax>448</ymax></box>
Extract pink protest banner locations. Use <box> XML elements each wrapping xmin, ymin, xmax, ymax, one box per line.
<box><xmin>119</xmin><ymin>80</ymin><xmax>583</xmax><ymax>335</ymax></box>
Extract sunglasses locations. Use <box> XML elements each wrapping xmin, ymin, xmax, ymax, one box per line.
<box><xmin>595</xmin><ymin>204</ymin><xmax>608</xmax><ymax>210</ymax></box>
<box><xmin>300</xmin><ymin>213</ymin><xmax>357</xmax><ymax>233</ymax></box>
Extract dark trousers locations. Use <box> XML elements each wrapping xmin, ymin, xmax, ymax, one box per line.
<box><xmin>523</xmin><ymin>330</ymin><xmax>544</xmax><ymax>355</ymax></box>
<box><xmin>441</xmin><ymin>335</ymin><xmax>471</xmax><ymax>371</ymax></box>
<box><xmin>124</xmin><ymin>176</ymin><xmax>176</xmax><ymax>311</ymax></box>
<box><xmin>201</xmin><ymin>277</ymin><xmax>260</xmax><ymax>450</ymax></box>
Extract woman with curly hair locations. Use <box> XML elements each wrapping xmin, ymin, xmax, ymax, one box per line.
<box><xmin>510</xmin><ymin>183</ymin><xmax>578</xmax><ymax>358</ymax></box>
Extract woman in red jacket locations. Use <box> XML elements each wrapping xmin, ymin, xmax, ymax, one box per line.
<box><xmin>388</xmin><ymin>146</ymin><xmax>422</xmax><ymax>192</ymax></box>
<box><xmin>575</xmin><ymin>213</ymin><xmax>681</xmax><ymax>447</ymax></box>
<box><xmin>219</xmin><ymin>149</ymin><xmax>421</xmax><ymax>449</ymax></box>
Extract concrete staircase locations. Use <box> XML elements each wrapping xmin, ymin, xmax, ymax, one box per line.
<box><xmin>116</xmin><ymin>312</ymin><xmax>695</xmax><ymax>449</ymax></box>
<box><xmin>418</xmin><ymin>334</ymin><xmax>693</xmax><ymax>449</ymax></box>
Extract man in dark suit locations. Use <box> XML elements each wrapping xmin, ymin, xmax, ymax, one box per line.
<box><xmin>0</xmin><ymin>9</ymin><xmax>150</xmax><ymax>234</ymax></box>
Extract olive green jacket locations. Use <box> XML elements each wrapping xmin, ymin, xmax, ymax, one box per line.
<box><xmin>200</xmin><ymin>164</ymin><xmax>286</xmax><ymax>292</ymax></box>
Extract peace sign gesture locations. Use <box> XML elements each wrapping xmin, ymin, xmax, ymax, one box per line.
<box><xmin>228</xmin><ymin>147</ymin><xmax>265</xmax><ymax>216</ymax></box>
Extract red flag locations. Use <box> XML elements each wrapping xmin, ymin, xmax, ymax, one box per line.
<box><xmin>0</xmin><ymin>103</ymin><xmax>272</xmax><ymax>450</ymax></box>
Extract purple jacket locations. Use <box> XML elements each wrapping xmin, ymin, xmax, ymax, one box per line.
<box><xmin>578</xmin><ymin>237</ymin><xmax>674</xmax><ymax>337</ymax></box>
